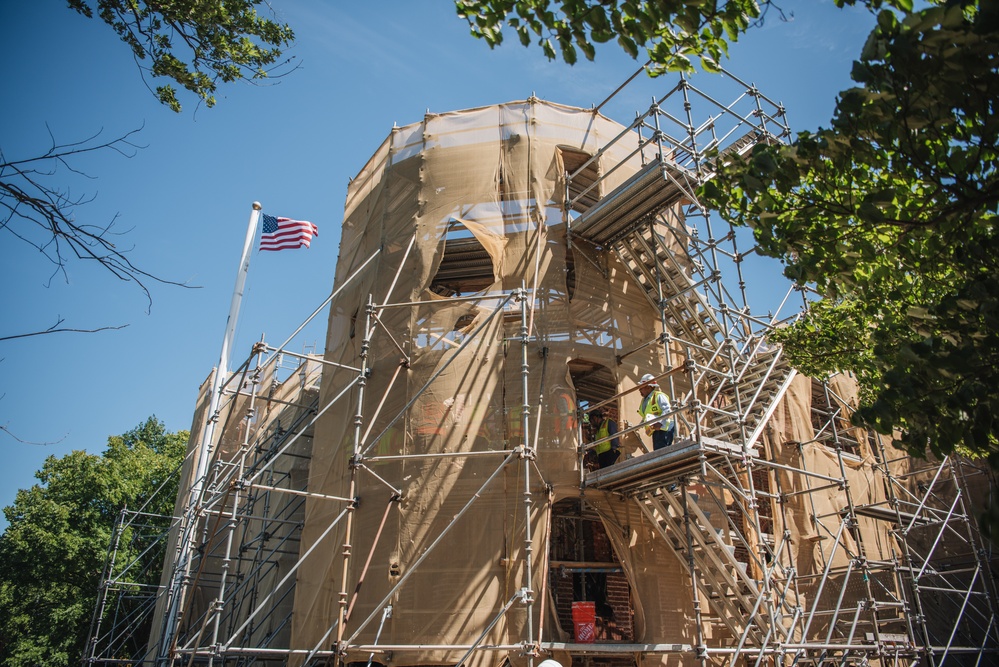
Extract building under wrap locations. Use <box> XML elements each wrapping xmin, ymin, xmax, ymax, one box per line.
<box><xmin>86</xmin><ymin>71</ymin><xmax>999</xmax><ymax>667</ymax></box>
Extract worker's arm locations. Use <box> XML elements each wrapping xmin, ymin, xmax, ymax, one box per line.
<box><xmin>608</xmin><ymin>419</ymin><xmax>620</xmax><ymax>449</ymax></box>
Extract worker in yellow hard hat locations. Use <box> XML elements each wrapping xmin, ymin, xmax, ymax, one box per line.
<box><xmin>638</xmin><ymin>373</ymin><xmax>675</xmax><ymax>450</ymax></box>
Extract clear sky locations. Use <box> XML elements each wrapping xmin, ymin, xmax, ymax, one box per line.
<box><xmin>0</xmin><ymin>1</ymin><xmax>877</xmax><ymax>525</ymax></box>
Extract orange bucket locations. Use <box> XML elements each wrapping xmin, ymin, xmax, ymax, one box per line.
<box><xmin>572</xmin><ymin>601</ymin><xmax>596</xmax><ymax>643</ymax></box>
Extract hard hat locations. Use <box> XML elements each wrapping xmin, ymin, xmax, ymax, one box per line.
<box><xmin>640</xmin><ymin>373</ymin><xmax>658</xmax><ymax>385</ymax></box>
<box><xmin>538</xmin><ymin>660</ymin><xmax>563</xmax><ymax>667</ymax></box>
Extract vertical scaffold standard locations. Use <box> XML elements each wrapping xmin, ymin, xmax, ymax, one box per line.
<box><xmin>86</xmin><ymin>69</ymin><xmax>999</xmax><ymax>667</ymax></box>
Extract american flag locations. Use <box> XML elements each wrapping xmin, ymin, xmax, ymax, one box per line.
<box><xmin>259</xmin><ymin>214</ymin><xmax>318</xmax><ymax>251</ymax></box>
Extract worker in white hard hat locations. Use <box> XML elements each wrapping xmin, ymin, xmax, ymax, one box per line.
<box><xmin>638</xmin><ymin>372</ymin><xmax>675</xmax><ymax>450</ymax></box>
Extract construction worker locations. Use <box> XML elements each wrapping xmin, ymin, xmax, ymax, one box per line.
<box><xmin>638</xmin><ymin>373</ymin><xmax>675</xmax><ymax>450</ymax></box>
<box><xmin>589</xmin><ymin>408</ymin><xmax>620</xmax><ymax>468</ymax></box>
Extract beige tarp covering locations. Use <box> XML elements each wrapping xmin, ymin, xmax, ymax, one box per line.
<box><xmin>291</xmin><ymin>101</ymin><xmax>675</xmax><ymax>665</ymax></box>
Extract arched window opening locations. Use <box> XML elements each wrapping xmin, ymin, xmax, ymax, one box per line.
<box><xmin>413</xmin><ymin>310</ymin><xmax>480</xmax><ymax>351</ymax></box>
<box><xmin>429</xmin><ymin>219</ymin><xmax>496</xmax><ymax>297</ymax></box>
<box><xmin>570</xmin><ymin>359</ymin><xmax>620</xmax><ymax>469</ymax></box>
<box><xmin>548</xmin><ymin>498</ymin><xmax>634</xmax><ymax>643</ymax></box>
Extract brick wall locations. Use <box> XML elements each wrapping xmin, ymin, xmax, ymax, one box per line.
<box><xmin>603</xmin><ymin>572</ymin><xmax>634</xmax><ymax>641</ymax></box>
<box><xmin>549</xmin><ymin>525</ymin><xmax>634</xmax><ymax>642</ymax></box>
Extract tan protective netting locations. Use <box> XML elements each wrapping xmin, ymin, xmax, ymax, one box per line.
<box><xmin>290</xmin><ymin>100</ymin><xmax>672</xmax><ymax>665</ymax></box>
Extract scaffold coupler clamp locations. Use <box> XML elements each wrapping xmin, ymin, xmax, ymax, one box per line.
<box><xmin>519</xmin><ymin>641</ymin><xmax>541</xmax><ymax>658</ymax></box>
<box><xmin>334</xmin><ymin>640</ymin><xmax>349</xmax><ymax>661</ymax></box>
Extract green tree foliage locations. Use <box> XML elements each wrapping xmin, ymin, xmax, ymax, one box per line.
<box><xmin>67</xmin><ymin>0</ymin><xmax>295</xmax><ymax>112</ymax></box>
<box><xmin>701</xmin><ymin>1</ymin><xmax>999</xmax><ymax>466</ymax></box>
<box><xmin>0</xmin><ymin>418</ymin><xmax>187</xmax><ymax>667</ymax></box>
<box><xmin>455</xmin><ymin>0</ymin><xmax>763</xmax><ymax>72</ymax></box>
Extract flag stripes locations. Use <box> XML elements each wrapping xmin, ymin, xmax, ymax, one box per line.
<box><xmin>259</xmin><ymin>214</ymin><xmax>318</xmax><ymax>251</ymax></box>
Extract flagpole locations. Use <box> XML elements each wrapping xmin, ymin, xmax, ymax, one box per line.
<box><xmin>195</xmin><ymin>200</ymin><xmax>262</xmax><ymax>486</ymax></box>
<box><xmin>159</xmin><ymin>202</ymin><xmax>262</xmax><ymax>662</ymax></box>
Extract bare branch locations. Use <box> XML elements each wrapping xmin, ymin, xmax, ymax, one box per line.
<box><xmin>1</xmin><ymin>126</ymin><xmax>198</xmax><ymax>309</ymax></box>
<box><xmin>0</xmin><ymin>422</ymin><xmax>68</xmax><ymax>446</ymax></box>
<box><xmin>0</xmin><ymin>316</ymin><xmax>129</xmax><ymax>342</ymax></box>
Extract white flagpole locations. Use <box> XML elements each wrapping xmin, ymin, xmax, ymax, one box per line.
<box><xmin>194</xmin><ymin>200</ymin><xmax>262</xmax><ymax>487</ymax></box>
<box><xmin>160</xmin><ymin>201</ymin><xmax>262</xmax><ymax>660</ymax></box>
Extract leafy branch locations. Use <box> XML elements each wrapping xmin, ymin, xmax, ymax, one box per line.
<box><xmin>67</xmin><ymin>0</ymin><xmax>296</xmax><ymax>112</ymax></box>
<box><xmin>456</xmin><ymin>0</ymin><xmax>767</xmax><ymax>71</ymax></box>
<box><xmin>701</xmin><ymin>2</ymin><xmax>999</xmax><ymax>463</ymax></box>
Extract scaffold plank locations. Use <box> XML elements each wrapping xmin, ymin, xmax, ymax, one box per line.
<box><xmin>584</xmin><ymin>436</ymin><xmax>753</xmax><ymax>495</ymax></box>
<box><xmin>848</xmin><ymin>504</ymin><xmax>934</xmax><ymax>527</ymax></box>
<box><xmin>570</xmin><ymin>158</ymin><xmax>692</xmax><ymax>245</ymax></box>
<box><xmin>570</xmin><ymin>129</ymin><xmax>763</xmax><ymax>248</ymax></box>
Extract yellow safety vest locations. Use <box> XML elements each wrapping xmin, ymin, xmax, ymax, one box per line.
<box><xmin>638</xmin><ymin>389</ymin><xmax>669</xmax><ymax>428</ymax></box>
<box><xmin>594</xmin><ymin>420</ymin><xmax>612</xmax><ymax>454</ymax></box>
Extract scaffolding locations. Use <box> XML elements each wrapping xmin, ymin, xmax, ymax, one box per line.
<box><xmin>86</xmin><ymin>67</ymin><xmax>998</xmax><ymax>667</ymax></box>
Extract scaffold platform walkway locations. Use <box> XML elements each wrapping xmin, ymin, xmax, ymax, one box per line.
<box><xmin>584</xmin><ymin>437</ymin><xmax>753</xmax><ymax>495</ymax></box>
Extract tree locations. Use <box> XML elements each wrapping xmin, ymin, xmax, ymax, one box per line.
<box><xmin>0</xmin><ymin>126</ymin><xmax>185</xmax><ymax>317</ymax></box>
<box><xmin>457</xmin><ymin>1</ymin><xmax>998</xmax><ymax>469</ymax></box>
<box><xmin>700</xmin><ymin>1</ymin><xmax>999</xmax><ymax>468</ymax></box>
<box><xmin>0</xmin><ymin>418</ymin><xmax>187</xmax><ymax>667</ymax></box>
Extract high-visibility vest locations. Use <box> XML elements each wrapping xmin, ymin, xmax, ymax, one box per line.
<box><xmin>638</xmin><ymin>389</ymin><xmax>671</xmax><ymax>429</ymax></box>
<box><xmin>594</xmin><ymin>420</ymin><xmax>612</xmax><ymax>454</ymax></box>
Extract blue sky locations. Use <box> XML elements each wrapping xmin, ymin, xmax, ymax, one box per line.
<box><xmin>0</xmin><ymin>1</ymin><xmax>876</xmax><ymax>524</ymax></box>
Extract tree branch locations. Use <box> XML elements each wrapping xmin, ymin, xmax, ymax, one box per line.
<box><xmin>1</xmin><ymin>126</ymin><xmax>197</xmax><ymax>308</ymax></box>
<box><xmin>0</xmin><ymin>423</ymin><xmax>68</xmax><ymax>446</ymax></box>
<box><xmin>0</xmin><ymin>316</ymin><xmax>129</xmax><ymax>342</ymax></box>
